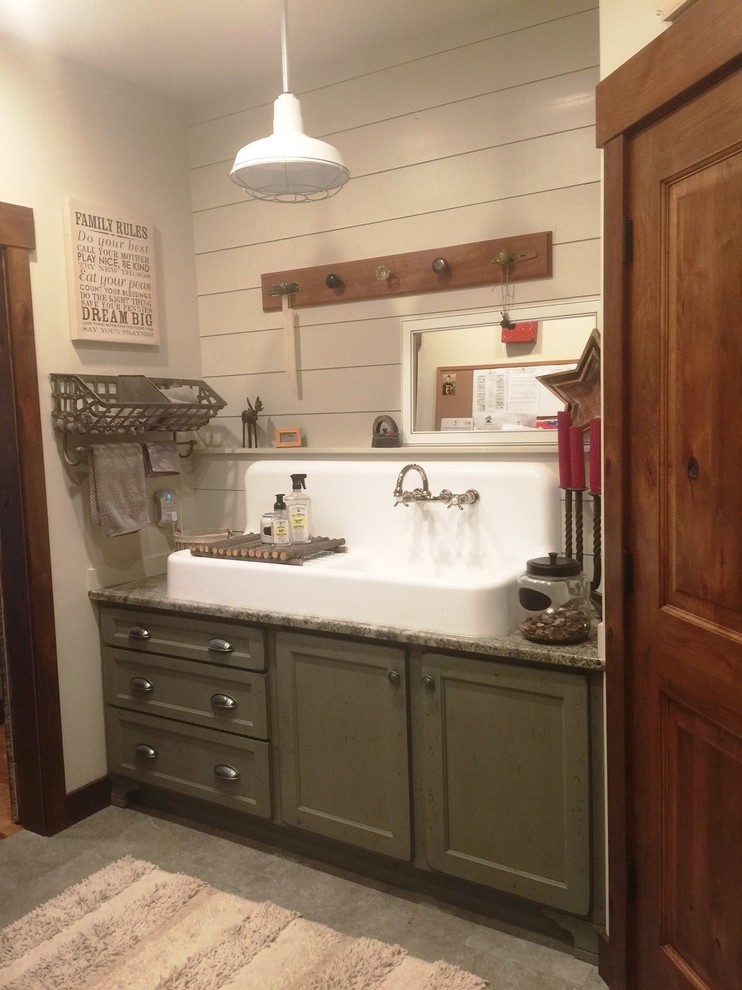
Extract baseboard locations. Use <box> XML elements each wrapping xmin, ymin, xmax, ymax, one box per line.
<box><xmin>62</xmin><ymin>775</ymin><xmax>112</xmax><ymax>829</ymax></box>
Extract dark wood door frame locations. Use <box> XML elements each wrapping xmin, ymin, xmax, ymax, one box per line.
<box><xmin>0</xmin><ymin>201</ymin><xmax>109</xmax><ymax>835</ymax></box>
<box><xmin>595</xmin><ymin>1</ymin><xmax>742</xmax><ymax>987</ymax></box>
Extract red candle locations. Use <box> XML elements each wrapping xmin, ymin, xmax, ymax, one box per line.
<box><xmin>557</xmin><ymin>411</ymin><xmax>572</xmax><ymax>489</ymax></box>
<box><xmin>589</xmin><ymin>417</ymin><xmax>602</xmax><ymax>495</ymax></box>
<box><xmin>569</xmin><ymin>426</ymin><xmax>586</xmax><ymax>490</ymax></box>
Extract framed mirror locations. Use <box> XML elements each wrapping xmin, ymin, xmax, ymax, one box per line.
<box><xmin>401</xmin><ymin>297</ymin><xmax>601</xmax><ymax>447</ymax></box>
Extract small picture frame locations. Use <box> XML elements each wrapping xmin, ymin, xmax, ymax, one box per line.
<box><xmin>274</xmin><ymin>427</ymin><xmax>302</xmax><ymax>448</ymax></box>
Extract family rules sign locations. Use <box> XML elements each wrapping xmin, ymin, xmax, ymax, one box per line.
<box><xmin>65</xmin><ymin>198</ymin><xmax>159</xmax><ymax>345</ymax></box>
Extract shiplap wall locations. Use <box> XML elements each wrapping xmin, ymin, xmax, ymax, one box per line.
<box><xmin>186</xmin><ymin>0</ymin><xmax>600</xmax><ymax>530</ymax></box>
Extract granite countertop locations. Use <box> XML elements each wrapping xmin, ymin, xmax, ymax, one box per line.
<box><xmin>90</xmin><ymin>574</ymin><xmax>603</xmax><ymax>672</ymax></box>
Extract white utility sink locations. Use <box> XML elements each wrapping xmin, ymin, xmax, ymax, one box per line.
<box><xmin>167</xmin><ymin>459</ymin><xmax>561</xmax><ymax>639</ymax></box>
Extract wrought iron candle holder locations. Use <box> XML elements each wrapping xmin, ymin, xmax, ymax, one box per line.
<box><xmin>564</xmin><ymin>488</ymin><xmax>602</xmax><ymax>619</ymax></box>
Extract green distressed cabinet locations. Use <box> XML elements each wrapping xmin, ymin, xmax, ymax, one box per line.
<box><xmin>419</xmin><ymin>653</ymin><xmax>591</xmax><ymax>914</ymax></box>
<box><xmin>97</xmin><ymin>598</ymin><xmax>602</xmax><ymax>955</ymax></box>
<box><xmin>101</xmin><ymin>606</ymin><xmax>271</xmax><ymax>817</ymax></box>
<box><xmin>275</xmin><ymin>631</ymin><xmax>411</xmax><ymax>860</ymax></box>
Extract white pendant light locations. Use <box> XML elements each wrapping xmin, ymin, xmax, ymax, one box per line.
<box><xmin>230</xmin><ymin>0</ymin><xmax>350</xmax><ymax>203</ymax></box>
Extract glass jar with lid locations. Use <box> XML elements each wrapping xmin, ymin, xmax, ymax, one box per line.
<box><xmin>517</xmin><ymin>552</ymin><xmax>591</xmax><ymax>644</ymax></box>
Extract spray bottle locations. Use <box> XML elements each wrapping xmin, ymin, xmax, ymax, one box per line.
<box><xmin>285</xmin><ymin>473</ymin><xmax>312</xmax><ymax>543</ymax></box>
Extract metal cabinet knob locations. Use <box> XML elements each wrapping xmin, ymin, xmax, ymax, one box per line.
<box><xmin>211</xmin><ymin>693</ymin><xmax>237</xmax><ymax>710</ymax></box>
<box><xmin>421</xmin><ymin>675</ymin><xmax>436</xmax><ymax>693</ymax></box>
<box><xmin>387</xmin><ymin>670</ymin><xmax>401</xmax><ymax>686</ymax></box>
<box><xmin>214</xmin><ymin>764</ymin><xmax>240</xmax><ymax>781</ymax></box>
<box><xmin>130</xmin><ymin>677</ymin><xmax>153</xmax><ymax>694</ymax></box>
<box><xmin>134</xmin><ymin>744</ymin><xmax>157</xmax><ymax>760</ymax></box>
<box><xmin>207</xmin><ymin>637</ymin><xmax>233</xmax><ymax>653</ymax></box>
<box><xmin>128</xmin><ymin>625</ymin><xmax>151</xmax><ymax>640</ymax></box>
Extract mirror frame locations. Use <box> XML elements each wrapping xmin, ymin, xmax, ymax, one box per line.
<box><xmin>401</xmin><ymin>296</ymin><xmax>601</xmax><ymax>448</ymax></box>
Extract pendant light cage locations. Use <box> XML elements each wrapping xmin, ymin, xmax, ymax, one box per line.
<box><xmin>230</xmin><ymin>0</ymin><xmax>350</xmax><ymax>203</ymax></box>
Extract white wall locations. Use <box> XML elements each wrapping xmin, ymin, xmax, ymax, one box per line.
<box><xmin>0</xmin><ymin>33</ymin><xmax>202</xmax><ymax>790</ymax></box>
<box><xmin>187</xmin><ymin>0</ymin><xmax>602</xmax><ymax>529</ymax></box>
<box><xmin>599</xmin><ymin>0</ymin><xmax>670</xmax><ymax>78</ymax></box>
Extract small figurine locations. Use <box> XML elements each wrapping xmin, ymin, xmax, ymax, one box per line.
<box><xmin>242</xmin><ymin>396</ymin><xmax>263</xmax><ymax>448</ymax></box>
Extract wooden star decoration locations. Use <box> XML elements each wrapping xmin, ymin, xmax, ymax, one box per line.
<box><xmin>537</xmin><ymin>328</ymin><xmax>601</xmax><ymax>429</ymax></box>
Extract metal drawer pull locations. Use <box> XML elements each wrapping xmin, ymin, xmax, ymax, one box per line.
<box><xmin>211</xmin><ymin>693</ymin><xmax>237</xmax><ymax>710</ymax></box>
<box><xmin>387</xmin><ymin>670</ymin><xmax>400</xmax><ymax>686</ymax></box>
<box><xmin>214</xmin><ymin>764</ymin><xmax>240</xmax><ymax>781</ymax></box>
<box><xmin>130</xmin><ymin>677</ymin><xmax>154</xmax><ymax>693</ymax></box>
<box><xmin>128</xmin><ymin>625</ymin><xmax>151</xmax><ymax>640</ymax></box>
<box><xmin>207</xmin><ymin>637</ymin><xmax>233</xmax><ymax>653</ymax></box>
<box><xmin>421</xmin><ymin>675</ymin><xmax>436</xmax><ymax>693</ymax></box>
<box><xmin>134</xmin><ymin>744</ymin><xmax>157</xmax><ymax>760</ymax></box>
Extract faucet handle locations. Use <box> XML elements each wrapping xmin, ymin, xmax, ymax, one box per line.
<box><xmin>446</xmin><ymin>488</ymin><xmax>480</xmax><ymax>509</ymax></box>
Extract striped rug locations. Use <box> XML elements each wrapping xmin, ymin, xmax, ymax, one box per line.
<box><xmin>0</xmin><ymin>857</ymin><xmax>487</xmax><ymax>989</ymax></box>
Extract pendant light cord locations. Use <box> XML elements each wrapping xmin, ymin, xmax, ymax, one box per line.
<box><xmin>281</xmin><ymin>0</ymin><xmax>290</xmax><ymax>94</ymax></box>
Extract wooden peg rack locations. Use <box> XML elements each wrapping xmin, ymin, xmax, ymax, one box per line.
<box><xmin>261</xmin><ymin>230</ymin><xmax>551</xmax><ymax>312</ymax></box>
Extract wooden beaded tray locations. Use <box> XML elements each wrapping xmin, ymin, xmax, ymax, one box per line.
<box><xmin>188</xmin><ymin>533</ymin><xmax>347</xmax><ymax>565</ymax></box>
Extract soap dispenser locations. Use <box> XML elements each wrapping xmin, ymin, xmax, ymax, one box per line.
<box><xmin>271</xmin><ymin>494</ymin><xmax>290</xmax><ymax>545</ymax></box>
<box><xmin>285</xmin><ymin>473</ymin><xmax>312</xmax><ymax>543</ymax></box>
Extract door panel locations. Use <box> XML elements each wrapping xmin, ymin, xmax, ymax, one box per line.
<box><xmin>667</xmin><ymin>151</ymin><xmax>742</xmax><ymax>621</ymax></box>
<box><xmin>629</xmin><ymin>69</ymin><xmax>742</xmax><ymax>989</ymax></box>
<box><xmin>662</xmin><ymin>698</ymin><xmax>742</xmax><ymax>989</ymax></box>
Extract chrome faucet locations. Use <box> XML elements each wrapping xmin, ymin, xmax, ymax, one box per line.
<box><xmin>393</xmin><ymin>463</ymin><xmax>479</xmax><ymax>510</ymax></box>
<box><xmin>393</xmin><ymin>463</ymin><xmax>431</xmax><ymax>505</ymax></box>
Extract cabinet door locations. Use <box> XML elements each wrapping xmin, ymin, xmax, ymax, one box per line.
<box><xmin>276</xmin><ymin>632</ymin><xmax>410</xmax><ymax>860</ymax></box>
<box><xmin>421</xmin><ymin>653</ymin><xmax>590</xmax><ymax>914</ymax></box>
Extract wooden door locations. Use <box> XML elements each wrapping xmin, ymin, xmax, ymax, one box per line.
<box><xmin>626</xmin><ymin>69</ymin><xmax>742</xmax><ymax>989</ymax></box>
<box><xmin>0</xmin><ymin>204</ymin><xmax>66</xmax><ymax>834</ymax></box>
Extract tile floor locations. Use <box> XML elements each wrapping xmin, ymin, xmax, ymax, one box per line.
<box><xmin>0</xmin><ymin>805</ymin><xmax>607</xmax><ymax>989</ymax></box>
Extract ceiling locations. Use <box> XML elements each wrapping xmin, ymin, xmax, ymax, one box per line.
<box><xmin>0</xmin><ymin>0</ymin><xmax>504</xmax><ymax>105</ymax></box>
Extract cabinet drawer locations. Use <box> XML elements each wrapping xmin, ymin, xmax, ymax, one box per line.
<box><xmin>102</xmin><ymin>647</ymin><xmax>268</xmax><ymax>740</ymax></box>
<box><xmin>106</xmin><ymin>709</ymin><xmax>271</xmax><ymax>817</ymax></box>
<box><xmin>100</xmin><ymin>607</ymin><xmax>264</xmax><ymax>671</ymax></box>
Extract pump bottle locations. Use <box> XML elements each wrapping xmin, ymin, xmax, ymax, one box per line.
<box><xmin>285</xmin><ymin>473</ymin><xmax>312</xmax><ymax>543</ymax></box>
<box><xmin>271</xmin><ymin>494</ymin><xmax>290</xmax><ymax>545</ymax></box>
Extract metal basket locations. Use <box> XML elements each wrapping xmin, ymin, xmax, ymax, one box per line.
<box><xmin>50</xmin><ymin>374</ymin><xmax>226</xmax><ymax>435</ymax></box>
<box><xmin>148</xmin><ymin>378</ymin><xmax>226</xmax><ymax>431</ymax></box>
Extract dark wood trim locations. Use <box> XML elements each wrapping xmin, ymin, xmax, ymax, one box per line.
<box><xmin>599</xmin><ymin>136</ymin><xmax>631</xmax><ymax>990</ymax></box>
<box><xmin>0</xmin><ymin>203</ymin><xmax>35</xmax><ymax>251</ymax></box>
<box><xmin>64</xmin><ymin>775</ymin><xmax>112</xmax><ymax>826</ymax></box>
<box><xmin>0</xmin><ymin>202</ymin><xmax>70</xmax><ymax>835</ymax></box>
<box><xmin>595</xmin><ymin>0</ymin><xmax>742</xmax><ymax>147</ymax></box>
<box><xmin>596</xmin><ymin>929</ymin><xmax>613</xmax><ymax>987</ymax></box>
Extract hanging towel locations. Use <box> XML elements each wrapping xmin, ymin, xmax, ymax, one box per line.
<box><xmin>89</xmin><ymin>444</ymin><xmax>150</xmax><ymax>537</ymax></box>
<box><xmin>144</xmin><ymin>441</ymin><xmax>181</xmax><ymax>476</ymax></box>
